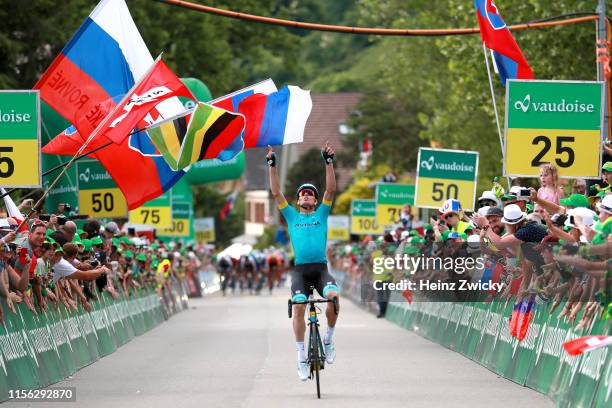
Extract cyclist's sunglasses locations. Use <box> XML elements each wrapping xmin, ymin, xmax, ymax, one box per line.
<box><xmin>299</xmin><ymin>189</ymin><xmax>316</xmax><ymax>198</ymax></box>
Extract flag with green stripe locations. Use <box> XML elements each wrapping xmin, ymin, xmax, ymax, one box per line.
<box><xmin>147</xmin><ymin>101</ymin><xmax>245</xmax><ymax>170</ymax></box>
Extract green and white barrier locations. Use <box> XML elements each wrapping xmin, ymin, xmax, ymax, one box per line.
<box><xmin>0</xmin><ymin>287</ymin><xmax>182</xmax><ymax>402</ymax></box>
<box><xmin>385</xmin><ymin>292</ymin><xmax>611</xmax><ymax>408</ymax></box>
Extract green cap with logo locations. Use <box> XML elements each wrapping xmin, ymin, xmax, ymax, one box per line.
<box><xmin>136</xmin><ymin>253</ymin><xmax>147</xmax><ymax>262</ymax></box>
<box><xmin>124</xmin><ymin>250</ymin><xmax>133</xmax><ymax>259</ymax></box>
<box><xmin>602</xmin><ymin>161</ymin><xmax>612</xmax><ymax>172</ymax></box>
<box><xmin>559</xmin><ymin>194</ymin><xmax>589</xmax><ymax>208</ymax></box>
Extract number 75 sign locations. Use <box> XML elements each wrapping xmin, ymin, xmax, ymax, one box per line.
<box><xmin>504</xmin><ymin>80</ymin><xmax>604</xmax><ymax>179</ymax></box>
<box><xmin>414</xmin><ymin>147</ymin><xmax>479</xmax><ymax>211</ymax></box>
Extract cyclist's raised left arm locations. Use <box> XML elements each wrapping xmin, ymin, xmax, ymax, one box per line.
<box><xmin>267</xmin><ymin>145</ymin><xmax>287</xmax><ymax>206</ymax></box>
<box><xmin>322</xmin><ymin>141</ymin><xmax>336</xmax><ymax>203</ymax></box>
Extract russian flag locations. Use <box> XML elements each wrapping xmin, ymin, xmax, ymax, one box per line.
<box><xmin>37</xmin><ymin>0</ymin><xmax>186</xmax><ymax>209</ymax></box>
<box><xmin>211</xmin><ymin>79</ymin><xmax>277</xmax><ymax>161</ymax></box>
<box><xmin>474</xmin><ymin>0</ymin><xmax>534</xmax><ymax>85</ymax></box>
<box><xmin>237</xmin><ymin>85</ymin><xmax>313</xmax><ymax>148</ymax></box>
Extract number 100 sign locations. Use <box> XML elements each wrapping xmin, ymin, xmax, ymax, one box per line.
<box><xmin>504</xmin><ymin>80</ymin><xmax>604</xmax><ymax>179</ymax></box>
<box><xmin>414</xmin><ymin>147</ymin><xmax>479</xmax><ymax>211</ymax></box>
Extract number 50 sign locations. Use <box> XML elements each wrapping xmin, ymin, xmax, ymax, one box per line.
<box><xmin>414</xmin><ymin>147</ymin><xmax>479</xmax><ymax>211</ymax></box>
<box><xmin>504</xmin><ymin>80</ymin><xmax>604</xmax><ymax>179</ymax></box>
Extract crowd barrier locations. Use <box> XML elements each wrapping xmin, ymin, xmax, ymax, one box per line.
<box><xmin>333</xmin><ymin>269</ymin><xmax>610</xmax><ymax>408</ymax></box>
<box><xmin>0</xmin><ymin>283</ymin><xmax>188</xmax><ymax>402</ymax></box>
<box><xmin>383</xmin><ymin>292</ymin><xmax>610</xmax><ymax>408</ymax></box>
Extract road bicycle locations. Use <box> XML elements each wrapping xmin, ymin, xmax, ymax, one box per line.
<box><xmin>288</xmin><ymin>286</ymin><xmax>338</xmax><ymax>399</ymax></box>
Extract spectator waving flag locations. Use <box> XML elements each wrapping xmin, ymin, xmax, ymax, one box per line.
<box><xmin>237</xmin><ymin>85</ymin><xmax>312</xmax><ymax>148</ymax></box>
<box><xmin>474</xmin><ymin>0</ymin><xmax>534</xmax><ymax>85</ymax></box>
<box><xmin>147</xmin><ymin>101</ymin><xmax>246</xmax><ymax>171</ymax></box>
<box><xmin>36</xmin><ymin>0</ymin><xmax>188</xmax><ymax>209</ymax></box>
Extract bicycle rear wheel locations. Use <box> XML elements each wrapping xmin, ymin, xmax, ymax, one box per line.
<box><xmin>310</xmin><ymin>323</ymin><xmax>321</xmax><ymax>399</ymax></box>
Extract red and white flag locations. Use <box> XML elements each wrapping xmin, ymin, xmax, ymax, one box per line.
<box><xmin>102</xmin><ymin>58</ymin><xmax>194</xmax><ymax>144</ymax></box>
<box><xmin>563</xmin><ymin>335</ymin><xmax>612</xmax><ymax>356</ymax></box>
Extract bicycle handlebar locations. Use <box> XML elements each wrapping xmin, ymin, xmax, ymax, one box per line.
<box><xmin>288</xmin><ymin>297</ymin><xmax>338</xmax><ymax>318</ymax></box>
<box><xmin>289</xmin><ymin>298</ymin><xmax>334</xmax><ymax>305</ymax></box>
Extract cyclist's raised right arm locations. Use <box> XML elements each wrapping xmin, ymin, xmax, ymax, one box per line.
<box><xmin>267</xmin><ymin>145</ymin><xmax>287</xmax><ymax>206</ymax></box>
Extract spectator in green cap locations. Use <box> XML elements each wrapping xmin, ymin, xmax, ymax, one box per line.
<box><xmin>559</xmin><ymin>194</ymin><xmax>590</xmax><ymax>209</ymax></box>
<box><xmin>601</xmin><ymin>161</ymin><xmax>612</xmax><ymax>192</ymax></box>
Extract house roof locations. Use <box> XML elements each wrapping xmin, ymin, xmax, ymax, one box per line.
<box><xmin>243</xmin><ymin>92</ymin><xmax>361</xmax><ymax>191</ymax></box>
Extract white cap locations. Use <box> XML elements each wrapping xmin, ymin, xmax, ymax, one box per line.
<box><xmin>597</xmin><ymin>194</ymin><xmax>612</xmax><ymax>214</ymax></box>
<box><xmin>478</xmin><ymin>190</ymin><xmax>500</xmax><ymax>207</ymax></box>
<box><xmin>564</xmin><ymin>207</ymin><xmax>596</xmax><ymax>228</ymax></box>
<box><xmin>467</xmin><ymin>234</ymin><xmax>481</xmax><ymax>249</ymax></box>
<box><xmin>477</xmin><ymin>206</ymin><xmax>490</xmax><ymax>217</ymax></box>
<box><xmin>502</xmin><ymin>204</ymin><xmax>526</xmax><ymax>224</ymax></box>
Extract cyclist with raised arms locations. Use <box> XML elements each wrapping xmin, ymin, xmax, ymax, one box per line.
<box><xmin>266</xmin><ymin>142</ymin><xmax>340</xmax><ymax>381</ymax></box>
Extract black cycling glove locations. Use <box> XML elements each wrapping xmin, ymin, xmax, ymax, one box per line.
<box><xmin>266</xmin><ymin>152</ymin><xmax>276</xmax><ymax>167</ymax></box>
<box><xmin>321</xmin><ymin>150</ymin><xmax>334</xmax><ymax>164</ymax></box>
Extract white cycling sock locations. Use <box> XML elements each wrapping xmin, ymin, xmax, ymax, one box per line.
<box><xmin>296</xmin><ymin>342</ymin><xmax>306</xmax><ymax>362</ymax></box>
<box><xmin>324</xmin><ymin>326</ymin><xmax>335</xmax><ymax>345</ymax></box>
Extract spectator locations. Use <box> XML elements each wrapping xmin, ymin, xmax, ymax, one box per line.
<box><xmin>537</xmin><ymin>163</ymin><xmax>564</xmax><ymax>205</ymax></box>
<box><xmin>572</xmin><ymin>179</ymin><xmax>587</xmax><ymax>195</ymax></box>
<box><xmin>440</xmin><ymin>199</ymin><xmax>472</xmax><ymax>235</ymax></box>
<box><xmin>49</xmin><ymin>220</ymin><xmax>78</xmax><ymax>246</ymax></box>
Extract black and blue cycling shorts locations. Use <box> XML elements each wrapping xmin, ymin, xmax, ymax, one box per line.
<box><xmin>291</xmin><ymin>262</ymin><xmax>338</xmax><ymax>302</ymax></box>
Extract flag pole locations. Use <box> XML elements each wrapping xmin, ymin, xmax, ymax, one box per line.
<box><xmin>482</xmin><ymin>42</ymin><xmax>511</xmax><ymax>189</ymax></box>
<box><xmin>17</xmin><ymin>55</ymin><xmax>164</xmax><ymax>229</ymax></box>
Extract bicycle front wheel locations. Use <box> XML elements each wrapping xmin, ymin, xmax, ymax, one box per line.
<box><xmin>310</xmin><ymin>323</ymin><xmax>321</xmax><ymax>399</ymax></box>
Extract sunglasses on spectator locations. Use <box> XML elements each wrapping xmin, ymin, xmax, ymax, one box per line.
<box><xmin>29</xmin><ymin>220</ymin><xmax>46</xmax><ymax>231</ymax></box>
<box><xmin>478</xmin><ymin>200</ymin><xmax>497</xmax><ymax>208</ymax></box>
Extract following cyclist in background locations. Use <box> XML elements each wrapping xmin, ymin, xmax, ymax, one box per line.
<box><xmin>266</xmin><ymin>141</ymin><xmax>340</xmax><ymax>381</ymax></box>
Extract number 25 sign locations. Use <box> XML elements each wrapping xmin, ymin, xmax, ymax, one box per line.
<box><xmin>504</xmin><ymin>80</ymin><xmax>604</xmax><ymax>179</ymax></box>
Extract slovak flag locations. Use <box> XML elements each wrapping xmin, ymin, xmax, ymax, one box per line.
<box><xmin>563</xmin><ymin>335</ymin><xmax>612</xmax><ymax>356</ymax></box>
<box><xmin>238</xmin><ymin>85</ymin><xmax>312</xmax><ymax>148</ymax></box>
<box><xmin>474</xmin><ymin>0</ymin><xmax>534</xmax><ymax>85</ymax></box>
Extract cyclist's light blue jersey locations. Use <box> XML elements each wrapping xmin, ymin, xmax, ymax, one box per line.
<box><xmin>279</xmin><ymin>198</ymin><xmax>332</xmax><ymax>265</ymax></box>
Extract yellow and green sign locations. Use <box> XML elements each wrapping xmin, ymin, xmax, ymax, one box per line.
<box><xmin>375</xmin><ymin>184</ymin><xmax>415</xmax><ymax>227</ymax></box>
<box><xmin>194</xmin><ymin>217</ymin><xmax>215</xmax><ymax>243</ymax></box>
<box><xmin>504</xmin><ymin>80</ymin><xmax>604</xmax><ymax>178</ymax></box>
<box><xmin>350</xmin><ymin>199</ymin><xmax>384</xmax><ymax>235</ymax></box>
<box><xmin>327</xmin><ymin>215</ymin><xmax>350</xmax><ymax>241</ymax></box>
<box><xmin>414</xmin><ymin>147</ymin><xmax>479</xmax><ymax>210</ymax></box>
<box><xmin>0</xmin><ymin>91</ymin><xmax>41</xmax><ymax>187</ymax></box>
<box><xmin>129</xmin><ymin>191</ymin><xmax>172</xmax><ymax>228</ymax></box>
<box><xmin>158</xmin><ymin>202</ymin><xmax>192</xmax><ymax>237</ymax></box>
<box><xmin>77</xmin><ymin>160</ymin><xmax>127</xmax><ymax>218</ymax></box>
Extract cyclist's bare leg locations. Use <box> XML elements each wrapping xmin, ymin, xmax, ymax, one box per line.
<box><xmin>325</xmin><ymin>294</ymin><xmax>339</xmax><ymax>328</ymax></box>
<box><xmin>292</xmin><ymin>304</ymin><xmax>306</xmax><ymax>341</ymax></box>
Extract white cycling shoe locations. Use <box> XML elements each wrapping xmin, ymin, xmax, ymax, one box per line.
<box><xmin>297</xmin><ymin>360</ymin><xmax>309</xmax><ymax>381</ymax></box>
<box><xmin>324</xmin><ymin>342</ymin><xmax>336</xmax><ymax>364</ymax></box>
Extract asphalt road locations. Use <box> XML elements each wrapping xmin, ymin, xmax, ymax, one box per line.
<box><xmin>13</xmin><ymin>289</ymin><xmax>553</xmax><ymax>408</ymax></box>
